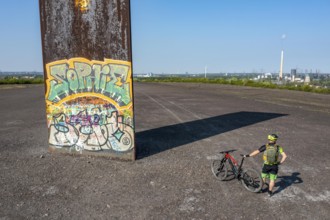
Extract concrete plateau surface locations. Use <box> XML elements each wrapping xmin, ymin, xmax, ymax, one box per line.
<box><xmin>0</xmin><ymin>82</ymin><xmax>330</xmax><ymax>220</ymax></box>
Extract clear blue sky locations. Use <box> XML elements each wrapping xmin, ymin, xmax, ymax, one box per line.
<box><xmin>0</xmin><ymin>0</ymin><xmax>329</xmax><ymax>74</ymax></box>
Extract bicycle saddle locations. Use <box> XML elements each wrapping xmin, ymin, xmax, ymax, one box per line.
<box><xmin>219</xmin><ymin>149</ymin><xmax>237</xmax><ymax>154</ymax></box>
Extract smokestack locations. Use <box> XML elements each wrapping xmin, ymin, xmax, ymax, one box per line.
<box><xmin>279</xmin><ymin>50</ymin><xmax>284</xmax><ymax>81</ymax></box>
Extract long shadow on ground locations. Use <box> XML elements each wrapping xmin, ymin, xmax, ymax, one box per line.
<box><xmin>136</xmin><ymin>111</ymin><xmax>287</xmax><ymax>159</ymax></box>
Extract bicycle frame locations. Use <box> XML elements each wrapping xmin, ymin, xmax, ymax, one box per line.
<box><xmin>223</xmin><ymin>153</ymin><xmax>245</xmax><ymax>178</ymax></box>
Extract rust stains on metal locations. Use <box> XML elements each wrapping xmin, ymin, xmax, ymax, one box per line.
<box><xmin>75</xmin><ymin>0</ymin><xmax>91</xmax><ymax>12</ymax></box>
<box><xmin>39</xmin><ymin>0</ymin><xmax>132</xmax><ymax>65</ymax></box>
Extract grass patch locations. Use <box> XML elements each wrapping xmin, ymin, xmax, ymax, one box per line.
<box><xmin>0</xmin><ymin>77</ymin><xmax>44</xmax><ymax>85</ymax></box>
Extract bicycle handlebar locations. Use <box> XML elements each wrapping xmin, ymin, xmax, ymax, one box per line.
<box><xmin>219</xmin><ymin>149</ymin><xmax>237</xmax><ymax>154</ymax></box>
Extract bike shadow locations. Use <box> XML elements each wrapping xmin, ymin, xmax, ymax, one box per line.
<box><xmin>223</xmin><ymin>169</ymin><xmax>238</xmax><ymax>181</ymax></box>
<box><xmin>273</xmin><ymin>172</ymin><xmax>303</xmax><ymax>194</ymax></box>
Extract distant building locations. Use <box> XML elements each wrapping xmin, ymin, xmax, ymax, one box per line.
<box><xmin>294</xmin><ymin>77</ymin><xmax>304</xmax><ymax>83</ymax></box>
<box><xmin>304</xmin><ymin>74</ymin><xmax>311</xmax><ymax>84</ymax></box>
<box><xmin>291</xmin><ymin>69</ymin><xmax>297</xmax><ymax>82</ymax></box>
<box><xmin>264</xmin><ymin>72</ymin><xmax>272</xmax><ymax>78</ymax></box>
<box><xmin>134</xmin><ymin>73</ymin><xmax>153</xmax><ymax>78</ymax></box>
<box><xmin>255</xmin><ymin>73</ymin><xmax>272</xmax><ymax>80</ymax></box>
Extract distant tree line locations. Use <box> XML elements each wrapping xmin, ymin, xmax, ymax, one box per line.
<box><xmin>0</xmin><ymin>75</ymin><xmax>44</xmax><ymax>84</ymax></box>
<box><xmin>1</xmin><ymin>74</ymin><xmax>329</xmax><ymax>94</ymax></box>
<box><xmin>134</xmin><ymin>77</ymin><xmax>330</xmax><ymax>94</ymax></box>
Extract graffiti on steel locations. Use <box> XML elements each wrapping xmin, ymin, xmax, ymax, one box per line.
<box><xmin>45</xmin><ymin>58</ymin><xmax>134</xmax><ymax>153</ymax></box>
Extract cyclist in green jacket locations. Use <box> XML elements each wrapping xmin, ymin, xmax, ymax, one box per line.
<box><xmin>244</xmin><ymin>134</ymin><xmax>287</xmax><ymax>197</ymax></box>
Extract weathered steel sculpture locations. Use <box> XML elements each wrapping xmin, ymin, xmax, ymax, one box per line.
<box><xmin>39</xmin><ymin>0</ymin><xmax>135</xmax><ymax>160</ymax></box>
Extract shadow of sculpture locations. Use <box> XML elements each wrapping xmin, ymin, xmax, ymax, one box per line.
<box><xmin>136</xmin><ymin>111</ymin><xmax>287</xmax><ymax>159</ymax></box>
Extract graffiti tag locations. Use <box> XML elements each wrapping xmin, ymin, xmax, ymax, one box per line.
<box><xmin>45</xmin><ymin>58</ymin><xmax>132</xmax><ymax>106</ymax></box>
<box><xmin>45</xmin><ymin>58</ymin><xmax>134</xmax><ymax>154</ymax></box>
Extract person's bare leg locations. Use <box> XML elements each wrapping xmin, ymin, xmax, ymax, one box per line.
<box><xmin>269</xmin><ymin>180</ymin><xmax>275</xmax><ymax>192</ymax></box>
<box><xmin>268</xmin><ymin>179</ymin><xmax>275</xmax><ymax>196</ymax></box>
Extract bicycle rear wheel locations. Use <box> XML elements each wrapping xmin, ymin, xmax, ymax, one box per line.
<box><xmin>240</xmin><ymin>168</ymin><xmax>263</xmax><ymax>192</ymax></box>
<box><xmin>211</xmin><ymin>158</ymin><xmax>227</xmax><ymax>181</ymax></box>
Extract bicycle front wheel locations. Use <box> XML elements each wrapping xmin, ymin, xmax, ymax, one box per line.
<box><xmin>240</xmin><ymin>168</ymin><xmax>263</xmax><ymax>192</ymax></box>
<box><xmin>211</xmin><ymin>159</ymin><xmax>227</xmax><ymax>181</ymax></box>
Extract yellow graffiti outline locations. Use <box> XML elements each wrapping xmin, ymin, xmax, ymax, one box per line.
<box><xmin>45</xmin><ymin>57</ymin><xmax>133</xmax><ymax>111</ymax></box>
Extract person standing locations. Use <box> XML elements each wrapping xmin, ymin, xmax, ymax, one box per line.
<box><xmin>244</xmin><ymin>134</ymin><xmax>287</xmax><ymax>197</ymax></box>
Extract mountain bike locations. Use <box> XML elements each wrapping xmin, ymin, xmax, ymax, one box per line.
<box><xmin>211</xmin><ymin>149</ymin><xmax>263</xmax><ymax>192</ymax></box>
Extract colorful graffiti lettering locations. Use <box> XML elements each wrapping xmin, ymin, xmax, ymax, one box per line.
<box><xmin>45</xmin><ymin>58</ymin><xmax>134</xmax><ymax>154</ymax></box>
<box><xmin>45</xmin><ymin>58</ymin><xmax>132</xmax><ymax>107</ymax></box>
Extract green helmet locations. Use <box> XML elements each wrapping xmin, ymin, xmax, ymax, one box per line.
<box><xmin>268</xmin><ymin>134</ymin><xmax>278</xmax><ymax>141</ymax></box>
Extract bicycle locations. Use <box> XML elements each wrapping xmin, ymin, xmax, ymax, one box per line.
<box><xmin>211</xmin><ymin>149</ymin><xmax>263</xmax><ymax>192</ymax></box>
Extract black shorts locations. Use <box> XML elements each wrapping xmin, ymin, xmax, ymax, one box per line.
<box><xmin>262</xmin><ymin>164</ymin><xmax>278</xmax><ymax>175</ymax></box>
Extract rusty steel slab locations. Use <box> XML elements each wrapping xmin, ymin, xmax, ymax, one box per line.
<box><xmin>39</xmin><ymin>0</ymin><xmax>135</xmax><ymax>160</ymax></box>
